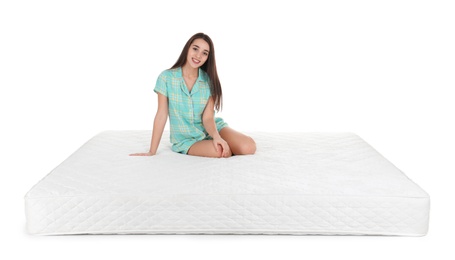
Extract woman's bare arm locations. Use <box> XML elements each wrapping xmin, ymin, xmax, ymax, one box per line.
<box><xmin>129</xmin><ymin>93</ymin><xmax>168</xmax><ymax>156</ymax></box>
<box><xmin>202</xmin><ymin>97</ymin><xmax>230</xmax><ymax>157</ymax></box>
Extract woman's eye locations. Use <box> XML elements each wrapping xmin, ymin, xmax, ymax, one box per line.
<box><xmin>193</xmin><ymin>47</ymin><xmax>198</xmax><ymax>51</ymax></box>
<box><xmin>203</xmin><ymin>52</ymin><xmax>208</xmax><ymax>56</ymax></box>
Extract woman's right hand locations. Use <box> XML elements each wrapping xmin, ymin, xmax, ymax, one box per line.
<box><xmin>129</xmin><ymin>152</ymin><xmax>155</xmax><ymax>156</ymax></box>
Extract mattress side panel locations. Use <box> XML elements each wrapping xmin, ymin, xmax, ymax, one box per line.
<box><xmin>25</xmin><ymin>195</ymin><xmax>430</xmax><ymax>236</ymax></box>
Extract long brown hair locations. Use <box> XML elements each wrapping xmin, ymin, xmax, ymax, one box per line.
<box><xmin>170</xmin><ymin>33</ymin><xmax>222</xmax><ymax>111</ymax></box>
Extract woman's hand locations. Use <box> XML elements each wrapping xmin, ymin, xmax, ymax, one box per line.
<box><xmin>129</xmin><ymin>152</ymin><xmax>156</xmax><ymax>156</ymax></box>
<box><xmin>212</xmin><ymin>136</ymin><xmax>231</xmax><ymax>158</ymax></box>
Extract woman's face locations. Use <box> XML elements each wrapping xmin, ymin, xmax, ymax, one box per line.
<box><xmin>186</xmin><ymin>38</ymin><xmax>210</xmax><ymax>69</ymax></box>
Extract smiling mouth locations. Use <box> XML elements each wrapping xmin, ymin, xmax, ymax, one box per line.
<box><xmin>192</xmin><ymin>58</ymin><xmax>201</xmax><ymax>64</ymax></box>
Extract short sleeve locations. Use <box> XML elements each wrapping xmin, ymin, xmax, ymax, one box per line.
<box><xmin>153</xmin><ymin>72</ymin><xmax>168</xmax><ymax>97</ymax></box>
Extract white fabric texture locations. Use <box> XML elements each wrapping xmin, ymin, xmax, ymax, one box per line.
<box><xmin>25</xmin><ymin>131</ymin><xmax>430</xmax><ymax>236</ymax></box>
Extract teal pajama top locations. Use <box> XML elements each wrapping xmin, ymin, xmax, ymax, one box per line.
<box><xmin>154</xmin><ymin>67</ymin><xmax>228</xmax><ymax>154</ymax></box>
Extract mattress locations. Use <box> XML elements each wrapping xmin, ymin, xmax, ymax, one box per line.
<box><xmin>24</xmin><ymin>131</ymin><xmax>430</xmax><ymax>236</ymax></box>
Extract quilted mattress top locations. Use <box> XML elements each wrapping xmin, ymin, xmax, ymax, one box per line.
<box><xmin>26</xmin><ymin>131</ymin><xmax>429</xmax><ymax>199</ymax></box>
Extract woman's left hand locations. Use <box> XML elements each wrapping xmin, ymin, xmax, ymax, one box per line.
<box><xmin>212</xmin><ymin>136</ymin><xmax>231</xmax><ymax>158</ymax></box>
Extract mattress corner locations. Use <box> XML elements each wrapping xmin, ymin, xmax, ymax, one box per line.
<box><xmin>345</xmin><ymin>131</ymin><xmax>362</xmax><ymax>139</ymax></box>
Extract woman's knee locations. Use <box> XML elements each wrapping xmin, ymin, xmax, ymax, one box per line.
<box><xmin>237</xmin><ymin>137</ymin><xmax>256</xmax><ymax>155</ymax></box>
<box><xmin>188</xmin><ymin>140</ymin><xmax>227</xmax><ymax>158</ymax></box>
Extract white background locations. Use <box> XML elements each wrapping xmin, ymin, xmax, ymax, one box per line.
<box><xmin>1</xmin><ymin>0</ymin><xmax>454</xmax><ymax>259</ymax></box>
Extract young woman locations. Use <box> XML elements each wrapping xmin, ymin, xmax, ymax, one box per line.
<box><xmin>130</xmin><ymin>33</ymin><xmax>256</xmax><ymax>158</ymax></box>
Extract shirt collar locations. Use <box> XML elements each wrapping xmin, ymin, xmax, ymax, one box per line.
<box><xmin>177</xmin><ymin>67</ymin><xmax>206</xmax><ymax>82</ymax></box>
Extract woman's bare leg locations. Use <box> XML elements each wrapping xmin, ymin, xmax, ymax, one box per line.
<box><xmin>187</xmin><ymin>140</ymin><xmax>232</xmax><ymax>158</ymax></box>
<box><xmin>219</xmin><ymin>127</ymin><xmax>256</xmax><ymax>155</ymax></box>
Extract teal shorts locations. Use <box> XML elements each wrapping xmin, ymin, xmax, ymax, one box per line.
<box><xmin>171</xmin><ymin>117</ymin><xmax>228</xmax><ymax>154</ymax></box>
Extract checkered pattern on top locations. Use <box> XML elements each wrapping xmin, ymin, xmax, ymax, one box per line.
<box><xmin>154</xmin><ymin>67</ymin><xmax>227</xmax><ymax>153</ymax></box>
